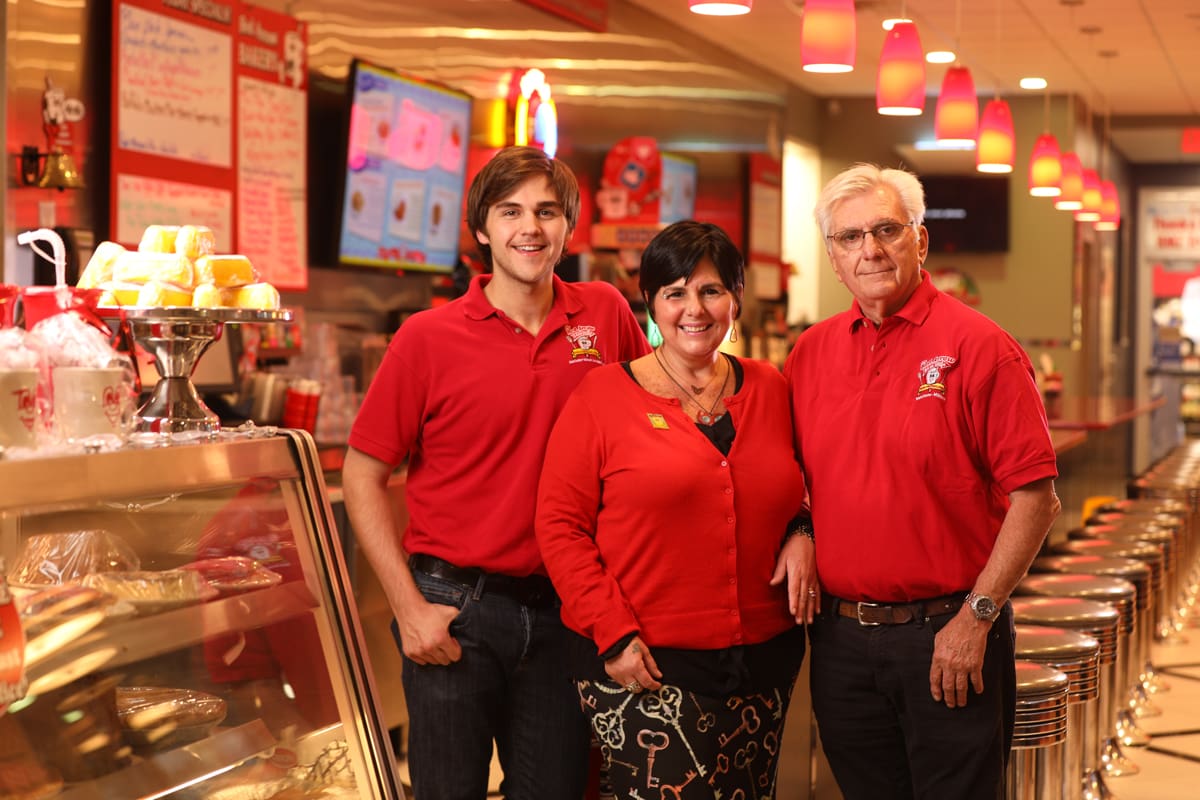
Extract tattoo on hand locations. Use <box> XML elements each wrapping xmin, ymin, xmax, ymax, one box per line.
<box><xmin>631</xmin><ymin>643</ymin><xmax>641</xmax><ymax>654</ymax></box>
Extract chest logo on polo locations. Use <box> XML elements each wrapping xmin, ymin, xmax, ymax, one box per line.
<box><xmin>565</xmin><ymin>324</ymin><xmax>603</xmax><ymax>364</ymax></box>
<box><xmin>916</xmin><ymin>355</ymin><xmax>957</xmax><ymax>401</ymax></box>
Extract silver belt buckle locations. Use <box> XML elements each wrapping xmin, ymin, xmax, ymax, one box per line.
<box><xmin>856</xmin><ymin>601</ymin><xmax>883</xmax><ymax>626</ymax></box>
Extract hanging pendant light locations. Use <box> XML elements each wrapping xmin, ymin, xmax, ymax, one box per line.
<box><xmin>976</xmin><ymin>99</ymin><xmax>1014</xmax><ymax>173</ymax></box>
<box><xmin>1054</xmin><ymin>152</ymin><xmax>1084</xmax><ymax>211</ymax></box>
<box><xmin>1074</xmin><ymin>169</ymin><xmax>1103</xmax><ymax>222</ymax></box>
<box><xmin>877</xmin><ymin>21</ymin><xmax>925</xmax><ymax>116</ymax></box>
<box><xmin>1028</xmin><ymin>133</ymin><xmax>1063</xmax><ymax>196</ymax></box>
<box><xmin>689</xmin><ymin>0</ymin><xmax>752</xmax><ymax>15</ymax></box>
<box><xmin>935</xmin><ymin>66</ymin><xmax>978</xmax><ymax>146</ymax></box>
<box><xmin>801</xmin><ymin>0</ymin><xmax>856</xmax><ymax>73</ymax></box>
<box><xmin>1094</xmin><ymin>180</ymin><xmax>1121</xmax><ymax>231</ymax></box>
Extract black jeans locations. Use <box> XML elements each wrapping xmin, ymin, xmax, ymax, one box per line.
<box><xmin>396</xmin><ymin>569</ymin><xmax>591</xmax><ymax>800</ymax></box>
<box><xmin>809</xmin><ymin>604</ymin><xmax>1015</xmax><ymax>800</ymax></box>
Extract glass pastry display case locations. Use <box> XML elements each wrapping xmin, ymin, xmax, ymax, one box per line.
<box><xmin>0</xmin><ymin>430</ymin><xmax>404</xmax><ymax>800</ymax></box>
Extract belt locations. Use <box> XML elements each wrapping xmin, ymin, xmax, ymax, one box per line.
<box><xmin>409</xmin><ymin>554</ymin><xmax>558</xmax><ymax>609</ymax></box>
<box><xmin>824</xmin><ymin>593</ymin><xmax>966</xmax><ymax>626</ymax></box>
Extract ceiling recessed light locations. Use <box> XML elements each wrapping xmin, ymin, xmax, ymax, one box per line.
<box><xmin>926</xmin><ymin>50</ymin><xmax>956</xmax><ymax>64</ymax></box>
<box><xmin>1020</xmin><ymin>77</ymin><xmax>1048</xmax><ymax>90</ymax></box>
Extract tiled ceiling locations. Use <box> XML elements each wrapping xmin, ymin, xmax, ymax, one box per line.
<box><xmin>284</xmin><ymin>0</ymin><xmax>1200</xmax><ymax>163</ymax></box>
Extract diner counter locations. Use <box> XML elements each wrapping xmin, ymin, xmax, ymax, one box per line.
<box><xmin>1050</xmin><ymin>429</ymin><xmax>1088</xmax><ymax>454</ymax></box>
<box><xmin>1046</xmin><ymin>396</ymin><xmax>1166</xmax><ymax>431</ymax></box>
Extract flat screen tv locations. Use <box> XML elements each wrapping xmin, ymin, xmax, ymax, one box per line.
<box><xmin>920</xmin><ymin>175</ymin><xmax>1009</xmax><ymax>254</ymax></box>
<box><xmin>336</xmin><ymin>60</ymin><xmax>472</xmax><ymax>273</ymax></box>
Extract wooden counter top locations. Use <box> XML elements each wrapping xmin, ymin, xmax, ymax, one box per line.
<box><xmin>1045</xmin><ymin>396</ymin><xmax>1166</xmax><ymax>431</ymax></box>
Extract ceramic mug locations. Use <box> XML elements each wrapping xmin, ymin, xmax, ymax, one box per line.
<box><xmin>52</xmin><ymin>366</ymin><xmax>130</xmax><ymax>440</ymax></box>
<box><xmin>0</xmin><ymin>368</ymin><xmax>39</xmax><ymax>448</ymax></box>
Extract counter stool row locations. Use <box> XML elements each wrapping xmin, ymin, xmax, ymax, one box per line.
<box><xmin>1006</xmin><ymin>481</ymin><xmax>1200</xmax><ymax>800</ymax></box>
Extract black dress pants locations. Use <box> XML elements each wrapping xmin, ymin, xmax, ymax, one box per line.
<box><xmin>809</xmin><ymin>604</ymin><xmax>1015</xmax><ymax>800</ymax></box>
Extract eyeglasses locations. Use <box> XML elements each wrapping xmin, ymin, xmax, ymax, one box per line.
<box><xmin>826</xmin><ymin>221</ymin><xmax>913</xmax><ymax>251</ymax></box>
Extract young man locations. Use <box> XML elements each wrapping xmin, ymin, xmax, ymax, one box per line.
<box><xmin>785</xmin><ymin>163</ymin><xmax>1061</xmax><ymax>799</ymax></box>
<box><xmin>343</xmin><ymin>146</ymin><xmax>648</xmax><ymax>800</ymax></box>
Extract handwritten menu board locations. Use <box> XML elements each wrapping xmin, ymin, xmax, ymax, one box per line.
<box><xmin>111</xmin><ymin>0</ymin><xmax>308</xmax><ymax>289</ymax></box>
<box><xmin>337</xmin><ymin>61</ymin><xmax>471</xmax><ymax>273</ymax></box>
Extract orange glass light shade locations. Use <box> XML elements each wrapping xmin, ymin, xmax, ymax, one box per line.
<box><xmin>1028</xmin><ymin>133</ymin><xmax>1063</xmax><ymax>197</ymax></box>
<box><xmin>801</xmin><ymin>0</ymin><xmax>856</xmax><ymax>73</ymax></box>
<box><xmin>689</xmin><ymin>0</ymin><xmax>752</xmax><ymax>15</ymax></box>
<box><xmin>877</xmin><ymin>22</ymin><xmax>925</xmax><ymax>116</ymax></box>
<box><xmin>1074</xmin><ymin>169</ymin><xmax>1103</xmax><ymax>221</ymax></box>
<box><xmin>1054</xmin><ymin>152</ymin><xmax>1084</xmax><ymax>211</ymax></box>
<box><xmin>1094</xmin><ymin>180</ymin><xmax>1121</xmax><ymax>231</ymax></box>
<box><xmin>934</xmin><ymin>66</ymin><xmax>978</xmax><ymax>146</ymax></box>
<box><xmin>976</xmin><ymin>99</ymin><xmax>1014</xmax><ymax>173</ymax></box>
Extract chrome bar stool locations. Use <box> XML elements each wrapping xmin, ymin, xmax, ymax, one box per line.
<box><xmin>1007</xmin><ymin>661</ymin><xmax>1071</xmax><ymax>800</ymax></box>
<box><xmin>1049</xmin><ymin>538</ymin><xmax>1165</xmax><ymax>716</ymax></box>
<box><xmin>1014</xmin><ymin>625</ymin><xmax>1101</xmax><ymax>800</ymax></box>
<box><xmin>1011</xmin><ymin>596</ymin><xmax>1120</xmax><ymax>798</ymax></box>
<box><xmin>1071</xmin><ymin>523</ymin><xmax>1182</xmax><ymax>646</ymax></box>
<box><xmin>1014</xmin><ymin>572</ymin><xmax>1139</xmax><ymax>778</ymax></box>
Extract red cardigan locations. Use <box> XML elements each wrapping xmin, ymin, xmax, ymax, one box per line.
<box><xmin>536</xmin><ymin>358</ymin><xmax>805</xmax><ymax>654</ymax></box>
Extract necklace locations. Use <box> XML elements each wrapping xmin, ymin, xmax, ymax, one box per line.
<box><xmin>654</xmin><ymin>349</ymin><xmax>730</xmax><ymax>425</ymax></box>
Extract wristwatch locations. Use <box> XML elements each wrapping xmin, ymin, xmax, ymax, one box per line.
<box><xmin>965</xmin><ymin>592</ymin><xmax>1001</xmax><ymax>622</ymax></box>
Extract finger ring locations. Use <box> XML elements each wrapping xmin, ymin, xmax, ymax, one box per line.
<box><xmin>625</xmin><ymin>680</ymin><xmax>641</xmax><ymax>693</ymax></box>
<box><xmin>808</xmin><ymin>588</ymin><xmax>817</xmax><ymax>596</ymax></box>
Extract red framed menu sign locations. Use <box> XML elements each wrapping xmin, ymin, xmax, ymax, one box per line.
<box><xmin>111</xmin><ymin>0</ymin><xmax>308</xmax><ymax>289</ymax></box>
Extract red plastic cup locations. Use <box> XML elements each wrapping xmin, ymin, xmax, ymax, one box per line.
<box><xmin>0</xmin><ymin>285</ymin><xmax>18</xmax><ymax>328</ymax></box>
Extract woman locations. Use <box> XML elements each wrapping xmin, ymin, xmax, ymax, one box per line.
<box><xmin>536</xmin><ymin>220</ymin><xmax>818</xmax><ymax>798</ymax></box>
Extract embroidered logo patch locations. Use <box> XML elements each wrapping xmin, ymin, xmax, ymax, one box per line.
<box><xmin>916</xmin><ymin>355</ymin><xmax>957</xmax><ymax>401</ymax></box>
<box><xmin>647</xmin><ymin>413</ymin><xmax>670</xmax><ymax>430</ymax></box>
<box><xmin>566</xmin><ymin>324</ymin><xmax>602</xmax><ymax>364</ymax></box>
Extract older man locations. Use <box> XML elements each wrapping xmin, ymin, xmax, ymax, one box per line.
<box><xmin>785</xmin><ymin>163</ymin><xmax>1061</xmax><ymax>799</ymax></box>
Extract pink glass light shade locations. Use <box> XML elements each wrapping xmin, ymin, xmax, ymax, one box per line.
<box><xmin>1028</xmin><ymin>133</ymin><xmax>1063</xmax><ymax>197</ymax></box>
<box><xmin>689</xmin><ymin>0</ymin><xmax>752</xmax><ymax>15</ymax></box>
<box><xmin>976</xmin><ymin>99</ymin><xmax>1014</xmax><ymax>173</ymax></box>
<box><xmin>1095</xmin><ymin>180</ymin><xmax>1121</xmax><ymax>231</ymax></box>
<box><xmin>877</xmin><ymin>22</ymin><xmax>925</xmax><ymax>115</ymax></box>
<box><xmin>1074</xmin><ymin>169</ymin><xmax>1103</xmax><ymax>221</ymax></box>
<box><xmin>934</xmin><ymin>66</ymin><xmax>978</xmax><ymax>145</ymax></box>
<box><xmin>1054</xmin><ymin>152</ymin><xmax>1084</xmax><ymax>211</ymax></box>
<box><xmin>802</xmin><ymin>0</ymin><xmax>856</xmax><ymax>73</ymax></box>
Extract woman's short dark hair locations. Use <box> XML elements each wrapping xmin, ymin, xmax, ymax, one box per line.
<box><xmin>465</xmin><ymin>146</ymin><xmax>580</xmax><ymax>269</ymax></box>
<box><xmin>639</xmin><ymin>221</ymin><xmax>744</xmax><ymax>320</ymax></box>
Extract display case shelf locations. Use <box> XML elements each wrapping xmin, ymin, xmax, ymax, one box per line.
<box><xmin>25</xmin><ymin>581</ymin><xmax>320</xmax><ymax>689</ymax></box>
<box><xmin>56</xmin><ymin>720</ymin><xmax>278</xmax><ymax>800</ymax></box>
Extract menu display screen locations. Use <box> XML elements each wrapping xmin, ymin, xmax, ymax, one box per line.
<box><xmin>337</xmin><ymin>60</ymin><xmax>472</xmax><ymax>273</ymax></box>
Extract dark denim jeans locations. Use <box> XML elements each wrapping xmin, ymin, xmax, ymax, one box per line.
<box><xmin>396</xmin><ymin>569</ymin><xmax>590</xmax><ymax>800</ymax></box>
<box><xmin>809</xmin><ymin>603</ymin><xmax>1016</xmax><ymax>800</ymax></box>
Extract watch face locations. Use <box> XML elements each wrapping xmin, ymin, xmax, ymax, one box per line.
<box><xmin>972</xmin><ymin>595</ymin><xmax>998</xmax><ymax>619</ymax></box>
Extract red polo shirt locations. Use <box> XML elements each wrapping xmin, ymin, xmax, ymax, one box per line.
<box><xmin>784</xmin><ymin>272</ymin><xmax>1057</xmax><ymax>602</ymax></box>
<box><xmin>349</xmin><ymin>274</ymin><xmax>648</xmax><ymax>576</ymax></box>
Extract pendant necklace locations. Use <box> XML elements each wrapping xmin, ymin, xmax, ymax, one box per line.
<box><xmin>654</xmin><ymin>349</ymin><xmax>730</xmax><ymax>425</ymax></box>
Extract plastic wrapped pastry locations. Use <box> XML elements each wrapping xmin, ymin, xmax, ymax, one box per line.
<box><xmin>174</xmin><ymin>225</ymin><xmax>217</xmax><ymax>260</ymax></box>
<box><xmin>97</xmin><ymin>281</ymin><xmax>143</xmax><ymax>307</ymax></box>
<box><xmin>116</xmin><ymin>686</ymin><xmax>227</xmax><ymax>751</ymax></box>
<box><xmin>179</xmin><ymin>556</ymin><xmax>282</xmax><ymax>595</ymax></box>
<box><xmin>228</xmin><ymin>282</ymin><xmax>281</xmax><ymax>310</ymax></box>
<box><xmin>137</xmin><ymin>224</ymin><xmax>181</xmax><ymax>254</ymax></box>
<box><xmin>10</xmin><ymin>530</ymin><xmax>140</xmax><ymax>586</ymax></box>
<box><xmin>113</xmin><ymin>251</ymin><xmax>195</xmax><ymax>289</ymax></box>
<box><xmin>137</xmin><ymin>280</ymin><xmax>193</xmax><ymax>308</ymax></box>
<box><xmin>77</xmin><ymin>241</ymin><xmax>126</xmax><ymax>289</ymax></box>
<box><xmin>81</xmin><ymin>569</ymin><xmax>218</xmax><ymax>615</ymax></box>
<box><xmin>194</xmin><ymin>254</ymin><xmax>257</xmax><ymax>288</ymax></box>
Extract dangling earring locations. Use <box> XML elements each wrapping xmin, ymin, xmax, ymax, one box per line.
<box><xmin>729</xmin><ymin>324</ymin><xmax>739</xmax><ymax>344</ymax></box>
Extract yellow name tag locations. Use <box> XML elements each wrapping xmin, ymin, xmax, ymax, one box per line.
<box><xmin>647</xmin><ymin>413</ymin><xmax>670</xmax><ymax>430</ymax></box>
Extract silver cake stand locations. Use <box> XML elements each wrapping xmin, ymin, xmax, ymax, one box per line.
<box><xmin>98</xmin><ymin>306</ymin><xmax>292</xmax><ymax>434</ymax></box>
